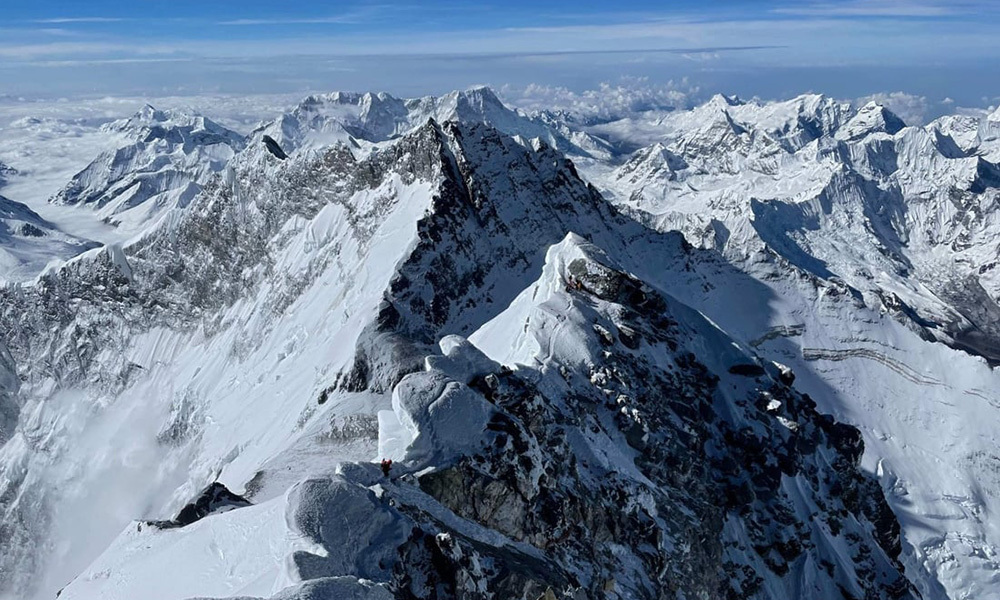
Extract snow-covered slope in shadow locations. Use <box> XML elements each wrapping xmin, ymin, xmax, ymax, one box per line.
<box><xmin>572</xmin><ymin>93</ymin><xmax>1000</xmax><ymax>600</ymax></box>
<box><xmin>0</xmin><ymin>104</ymin><xmax>914</xmax><ymax>600</ymax></box>
<box><xmin>60</xmin><ymin>233</ymin><xmax>915</xmax><ymax>600</ymax></box>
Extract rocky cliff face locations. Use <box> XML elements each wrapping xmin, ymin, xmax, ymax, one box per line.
<box><xmin>573</xmin><ymin>92</ymin><xmax>1000</xmax><ymax>599</ymax></box>
<box><xmin>0</xmin><ymin>99</ymin><xmax>919</xmax><ymax>600</ymax></box>
<box><xmin>5</xmin><ymin>87</ymin><xmax>999</xmax><ymax>600</ymax></box>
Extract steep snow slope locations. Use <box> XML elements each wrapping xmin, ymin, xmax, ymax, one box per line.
<box><xmin>251</xmin><ymin>86</ymin><xmax>612</xmax><ymax>160</ymax></box>
<box><xmin>0</xmin><ymin>122</ymin><xmax>438</xmax><ymax>599</ymax></box>
<box><xmin>49</xmin><ymin>105</ymin><xmax>245</xmax><ymax>236</ymax></box>
<box><xmin>60</xmin><ymin>229</ymin><xmax>916</xmax><ymax>600</ymax></box>
<box><xmin>634</xmin><ymin>238</ymin><xmax>1000</xmax><ymax>600</ymax></box>
<box><xmin>0</xmin><ymin>195</ymin><xmax>97</xmax><ymax>281</ymax></box>
<box><xmin>0</xmin><ymin>102</ymin><xmax>914</xmax><ymax>600</ymax></box>
<box><xmin>575</xmin><ymin>93</ymin><xmax>1000</xmax><ymax>600</ymax></box>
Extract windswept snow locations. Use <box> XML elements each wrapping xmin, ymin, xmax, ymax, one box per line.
<box><xmin>1</xmin><ymin>85</ymin><xmax>1000</xmax><ymax>600</ymax></box>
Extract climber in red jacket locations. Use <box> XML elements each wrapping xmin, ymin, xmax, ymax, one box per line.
<box><xmin>380</xmin><ymin>458</ymin><xmax>392</xmax><ymax>478</ymax></box>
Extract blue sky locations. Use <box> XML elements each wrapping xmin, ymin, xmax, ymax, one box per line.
<box><xmin>1</xmin><ymin>0</ymin><xmax>998</xmax><ymax>105</ymax></box>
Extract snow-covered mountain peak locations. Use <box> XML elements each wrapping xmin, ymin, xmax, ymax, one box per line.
<box><xmin>137</xmin><ymin>102</ymin><xmax>166</xmax><ymax>122</ymax></box>
<box><xmin>430</xmin><ymin>85</ymin><xmax>509</xmax><ymax>121</ymax></box>
<box><xmin>101</xmin><ymin>104</ymin><xmax>242</xmax><ymax>146</ymax></box>
<box><xmin>7</xmin><ymin>85</ymin><xmax>1000</xmax><ymax>600</ymax></box>
<box><xmin>51</xmin><ymin>106</ymin><xmax>245</xmax><ymax>235</ymax></box>
<box><xmin>252</xmin><ymin>86</ymin><xmax>613</xmax><ymax>163</ymax></box>
<box><xmin>613</xmin><ymin>142</ymin><xmax>687</xmax><ymax>194</ymax></box>
<box><xmin>706</xmin><ymin>92</ymin><xmax>744</xmax><ymax>108</ymax></box>
<box><xmin>838</xmin><ymin>101</ymin><xmax>907</xmax><ymax>141</ymax></box>
<box><xmin>287</xmin><ymin>90</ymin><xmax>409</xmax><ymax>144</ymax></box>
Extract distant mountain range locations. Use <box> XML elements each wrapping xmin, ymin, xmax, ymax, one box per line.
<box><xmin>2</xmin><ymin>86</ymin><xmax>1000</xmax><ymax>600</ymax></box>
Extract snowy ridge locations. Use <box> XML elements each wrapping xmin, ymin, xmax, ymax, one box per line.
<box><xmin>2</xmin><ymin>86</ymin><xmax>1000</xmax><ymax>600</ymax></box>
<box><xmin>572</xmin><ymin>92</ymin><xmax>1000</xmax><ymax>599</ymax></box>
<box><xmin>250</xmin><ymin>86</ymin><xmax>612</xmax><ymax>160</ymax></box>
<box><xmin>62</xmin><ymin>232</ymin><xmax>915</xmax><ymax>600</ymax></box>
<box><xmin>49</xmin><ymin>105</ymin><xmax>245</xmax><ymax>236</ymax></box>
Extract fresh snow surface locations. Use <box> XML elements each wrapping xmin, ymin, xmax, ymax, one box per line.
<box><xmin>0</xmin><ymin>147</ymin><xmax>435</xmax><ymax>596</ymax></box>
<box><xmin>565</xmin><ymin>93</ymin><xmax>1000</xmax><ymax>600</ymax></box>
<box><xmin>2</xmin><ymin>87</ymin><xmax>1000</xmax><ymax>600</ymax></box>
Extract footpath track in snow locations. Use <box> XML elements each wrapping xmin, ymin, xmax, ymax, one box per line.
<box><xmin>749</xmin><ymin>324</ymin><xmax>806</xmax><ymax>348</ymax></box>
<box><xmin>962</xmin><ymin>388</ymin><xmax>1000</xmax><ymax>409</ymax></box>
<box><xmin>802</xmin><ymin>347</ymin><xmax>945</xmax><ymax>387</ymax></box>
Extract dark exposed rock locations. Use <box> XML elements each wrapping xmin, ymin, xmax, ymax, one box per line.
<box><xmin>19</xmin><ymin>224</ymin><xmax>45</xmax><ymax>238</ymax></box>
<box><xmin>148</xmin><ymin>482</ymin><xmax>251</xmax><ymax>529</ymax></box>
<box><xmin>728</xmin><ymin>363</ymin><xmax>767</xmax><ymax>377</ymax></box>
<box><xmin>263</xmin><ymin>135</ymin><xmax>289</xmax><ymax>160</ymax></box>
<box><xmin>382</xmin><ymin>252</ymin><xmax>916</xmax><ymax>599</ymax></box>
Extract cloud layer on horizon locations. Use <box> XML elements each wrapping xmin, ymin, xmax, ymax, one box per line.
<box><xmin>0</xmin><ymin>1</ymin><xmax>996</xmax><ymax>103</ymax></box>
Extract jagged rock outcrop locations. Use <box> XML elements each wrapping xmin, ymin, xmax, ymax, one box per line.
<box><xmin>147</xmin><ymin>482</ymin><xmax>252</xmax><ymax>529</ymax></box>
<box><xmin>6</xmin><ymin>112</ymin><xmax>915</xmax><ymax>600</ymax></box>
<box><xmin>4</xmin><ymin>87</ymin><xmax>992</xmax><ymax>600</ymax></box>
<box><xmin>0</xmin><ymin>341</ymin><xmax>18</xmax><ymax>446</ymax></box>
<box><xmin>387</xmin><ymin>237</ymin><xmax>915</xmax><ymax>599</ymax></box>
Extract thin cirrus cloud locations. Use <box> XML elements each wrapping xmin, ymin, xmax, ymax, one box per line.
<box><xmin>771</xmin><ymin>0</ymin><xmax>974</xmax><ymax>17</ymax></box>
<box><xmin>218</xmin><ymin>16</ymin><xmax>363</xmax><ymax>26</ymax></box>
<box><xmin>31</xmin><ymin>17</ymin><xmax>130</xmax><ymax>24</ymax></box>
<box><xmin>217</xmin><ymin>5</ymin><xmax>393</xmax><ymax>26</ymax></box>
<box><xmin>0</xmin><ymin>2</ymin><xmax>997</xmax><ymax>100</ymax></box>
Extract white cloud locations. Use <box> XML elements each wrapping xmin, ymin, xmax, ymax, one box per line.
<box><xmin>0</xmin><ymin>41</ymin><xmax>184</xmax><ymax>60</ymax></box>
<box><xmin>502</xmin><ymin>77</ymin><xmax>699</xmax><ymax>121</ymax></box>
<box><xmin>218</xmin><ymin>16</ymin><xmax>360</xmax><ymax>26</ymax></box>
<box><xmin>774</xmin><ymin>0</ymin><xmax>955</xmax><ymax>17</ymax></box>
<box><xmin>32</xmin><ymin>17</ymin><xmax>130</xmax><ymax>24</ymax></box>
<box><xmin>854</xmin><ymin>91</ymin><xmax>929</xmax><ymax>125</ymax></box>
<box><xmin>29</xmin><ymin>58</ymin><xmax>195</xmax><ymax>68</ymax></box>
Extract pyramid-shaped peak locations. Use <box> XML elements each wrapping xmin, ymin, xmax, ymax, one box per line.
<box><xmin>857</xmin><ymin>102</ymin><xmax>905</xmax><ymax>130</ymax></box>
<box><xmin>458</xmin><ymin>85</ymin><xmax>504</xmax><ymax>104</ymax></box>
<box><xmin>445</xmin><ymin>86</ymin><xmax>509</xmax><ymax>116</ymax></box>
<box><xmin>136</xmin><ymin>104</ymin><xmax>168</xmax><ymax>122</ymax></box>
<box><xmin>707</xmin><ymin>93</ymin><xmax>744</xmax><ymax>109</ymax></box>
<box><xmin>837</xmin><ymin>101</ymin><xmax>906</xmax><ymax>141</ymax></box>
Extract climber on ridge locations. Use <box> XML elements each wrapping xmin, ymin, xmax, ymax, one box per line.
<box><xmin>380</xmin><ymin>458</ymin><xmax>392</xmax><ymax>478</ymax></box>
